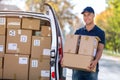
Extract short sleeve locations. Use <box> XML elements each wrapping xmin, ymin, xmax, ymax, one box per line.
<box><xmin>74</xmin><ymin>30</ymin><xmax>79</xmax><ymax>35</ymax></box>
<box><xmin>99</xmin><ymin>31</ymin><xmax>105</xmax><ymax>45</ymax></box>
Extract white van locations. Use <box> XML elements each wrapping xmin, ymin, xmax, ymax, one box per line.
<box><xmin>0</xmin><ymin>3</ymin><xmax>64</xmax><ymax>80</ymax></box>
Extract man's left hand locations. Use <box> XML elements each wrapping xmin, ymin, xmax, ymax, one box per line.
<box><xmin>88</xmin><ymin>60</ymin><xmax>98</xmax><ymax>71</ymax></box>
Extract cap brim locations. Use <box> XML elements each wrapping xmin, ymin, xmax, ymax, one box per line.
<box><xmin>81</xmin><ymin>11</ymin><xmax>84</xmax><ymax>14</ymax></box>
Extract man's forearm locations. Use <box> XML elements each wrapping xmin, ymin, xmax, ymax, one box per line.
<box><xmin>95</xmin><ymin>50</ymin><xmax>103</xmax><ymax>62</ymax></box>
<box><xmin>95</xmin><ymin>43</ymin><xmax>104</xmax><ymax>62</ymax></box>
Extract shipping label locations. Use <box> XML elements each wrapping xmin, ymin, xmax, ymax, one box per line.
<box><xmin>31</xmin><ymin>60</ymin><xmax>38</xmax><ymax>67</ymax></box>
<box><xmin>41</xmin><ymin>70</ymin><xmax>50</xmax><ymax>77</ymax></box>
<box><xmin>94</xmin><ymin>39</ymin><xmax>97</xmax><ymax>46</ymax></box>
<box><xmin>34</xmin><ymin>39</ymin><xmax>40</xmax><ymax>46</ymax></box>
<box><xmin>9</xmin><ymin>30</ymin><xmax>16</xmax><ymax>36</ymax></box>
<box><xmin>0</xmin><ymin>45</ymin><xmax>3</xmax><ymax>52</ymax></box>
<box><xmin>8</xmin><ymin>43</ymin><xmax>17</xmax><ymax>50</ymax></box>
<box><xmin>43</xmin><ymin>49</ymin><xmax>50</xmax><ymax>56</ymax></box>
<box><xmin>19</xmin><ymin>57</ymin><xmax>28</xmax><ymax>64</ymax></box>
<box><xmin>20</xmin><ymin>35</ymin><xmax>27</xmax><ymax>43</ymax></box>
<box><xmin>93</xmin><ymin>48</ymin><xmax>97</xmax><ymax>56</ymax></box>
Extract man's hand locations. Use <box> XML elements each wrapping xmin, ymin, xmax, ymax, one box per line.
<box><xmin>88</xmin><ymin>43</ymin><xmax>104</xmax><ymax>71</ymax></box>
<box><xmin>88</xmin><ymin>60</ymin><xmax>98</xmax><ymax>71</ymax></box>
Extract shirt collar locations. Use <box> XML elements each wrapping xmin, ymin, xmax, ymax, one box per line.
<box><xmin>83</xmin><ymin>25</ymin><xmax>96</xmax><ymax>32</ymax></box>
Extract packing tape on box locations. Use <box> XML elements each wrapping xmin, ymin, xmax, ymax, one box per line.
<box><xmin>18</xmin><ymin>30</ymin><xmax>21</xmax><ymax>34</ymax></box>
<box><xmin>15</xmin><ymin>54</ymin><xmax>19</xmax><ymax>56</ymax></box>
<box><xmin>48</xmin><ymin>34</ymin><xmax>51</xmax><ymax>36</ymax></box>
<box><xmin>85</xmin><ymin>36</ymin><xmax>89</xmax><ymax>40</ymax></box>
<box><xmin>14</xmin><ymin>73</ymin><xmax>16</xmax><ymax>80</ymax></box>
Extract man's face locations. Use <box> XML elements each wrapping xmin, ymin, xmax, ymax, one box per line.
<box><xmin>83</xmin><ymin>12</ymin><xmax>95</xmax><ymax>25</ymax></box>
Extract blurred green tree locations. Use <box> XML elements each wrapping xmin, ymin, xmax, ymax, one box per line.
<box><xmin>26</xmin><ymin>0</ymin><xmax>82</xmax><ymax>33</ymax></box>
<box><xmin>96</xmin><ymin>0</ymin><xmax>120</xmax><ymax>53</ymax></box>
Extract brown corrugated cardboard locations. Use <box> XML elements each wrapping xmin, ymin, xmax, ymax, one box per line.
<box><xmin>31</xmin><ymin>36</ymin><xmax>51</xmax><ymax>59</ymax></box>
<box><xmin>63</xmin><ymin>53</ymin><xmax>96</xmax><ymax>72</ymax></box>
<box><xmin>18</xmin><ymin>29</ymin><xmax>32</xmax><ymax>55</ymax></box>
<box><xmin>0</xmin><ymin>58</ymin><xmax>2</xmax><ymax>69</ymax></box>
<box><xmin>7</xmin><ymin>17</ymin><xmax>21</xmax><ymax>29</ymax></box>
<box><xmin>40</xmin><ymin>77</ymin><xmax>49</xmax><ymax>80</ymax></box>
<box><xmin>0</xmin><ymin>36</ymin><xmax>5</xmax><ymax>57</ymax></box>
<box><xmin>41</xmin><ymin>26</ymin><xmax>51</xmax><ymax>36</ymax></box>
<box><xmin>0</xmin><ymin>68</ymin><xmax>2</xmax><ymax>79</ymax></box>
<box><xmin>0</xmin><ymin>17</ymin><xmax>6</xmax><ymax>35</ymax></box>
<box><xmin>6</xmin><ymin>29</ymin><xmax>32</xmax><ymax>54</ymax></box>
<box><xmin>64</xmin><ymin>35</ymin><xmax>79</xmax><ymax>53</ymax></box>
<box><xmin>22</xmin><ymin>17</ymin><xmax>40</xmax><ymax>30</ymax></box>
<box><xmin>3</xmin><ymin>54</ymin><xmax>29</xmax><ymax>80</ymax></box>
<box><xmin>0</xmin><ymin>58</ymin><xmax>2</xmax><ymax>79</ymax></box>
<box><xmin>6</xmin><ymin>29</ymin><xmax>19</xmax><ymax>53</ymax></box>
<box><xmin>29</xmin><ymin>58</ymin><xmax>50</xmax><ymax>80</ymax></box>
<box><xmin>78</xmin><ymin>35</ymin><xmax>99</xmax><ymax>56</ymax></box>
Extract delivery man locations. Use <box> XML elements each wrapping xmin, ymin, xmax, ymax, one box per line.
<box><xmin>72</xmin><ymin>7</ymin><xmax>105</xmax><ymax>80</ymax></box>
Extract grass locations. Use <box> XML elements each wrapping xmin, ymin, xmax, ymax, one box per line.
<box><xmin>103</xmin><ymin>50</ymin><xmax>120</xmax><ymax>58</ymax></box>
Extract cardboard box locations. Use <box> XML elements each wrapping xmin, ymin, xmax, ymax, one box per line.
<box><xmin>41</xmin><ymin>26</ymin><xmax>51</xmax><ymax>36</ymax></box>
<box><xmin>7</xmin><ymin>17</ymin><xmax>21</xmax><ymax>29</ymax></box>
<box><xmin>6</xmin><ymin>29</ymin><xmax>32</xmax><ymax>54</ymax></box>
<box><xmin>40</xmin><ymin>77</ymin><xmax>49</xmax><ymax>80</ymax></box>
<box><xmin>0</xmin><ymin>68</ymin><xmax>2</xmax><ymax>79</ymax></box>
<box><xmin>78</xmin><ymin>35</ymin><xmax>99</xmax><ymax>56</ymax></box>
<box><xmin>64</xmin><ymin>35</ymin><xmax>79</xmax><ymax>53</ymax></box>
<box><xmin>0</xmin><ymin>36</ymin><xmax>5</xmax><ymax>57</ymax></box>
<box><xmin>18</xmin><ymin>29</ymin><xmax>32</xmax><ymax>55</ymax></box>
<box><xmin>0</xmin><ymin>17</ymin><xmax>6</xmax><ymax>35</ymax></box>
<box><xmin>0</xmin><ymin>58</ymin><xmax>3</xmax><ymax>69</ymax></box>
<box><xmin>31</xmin><ymin>36</ymin><xmax>51</xmax><ymax>59</ymax></box>
<box><xmin>63</xmin><ymin>53</ymin><xmax>96</xmax><ymax>72</ymax></box>
<box><xmin>29</xmin><ymin>58</ymin><xmax>50</xmax><ymax>80</ymax></box>
<box><xmin>22</xmin><ymin>17</ymin><xmax>40</xmax><ymax>30</ymax></box>
<box><xmin>6</xmin><ymin>29</ymin><xmax>19</xmax><ymax>53</ymax></box>
<box><xmin>0</xmin><ymin>58</ymin><xmax>3</xmax><ymax>79</ymax></box>
<box><xmin>3</xmin><ymin>54</ymin><xmax>29</xmax><ymax>80</ymax></box>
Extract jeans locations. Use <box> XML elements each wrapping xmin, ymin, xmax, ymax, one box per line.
<box><xmin>72</xmin><ymin>70</ymin><xmax>98</xmax><ymax>80</ymax></box>
<box><xmin>72</xmin><ymin>63</ymin><xmax>99</xmax><ymax>80</ymax></box>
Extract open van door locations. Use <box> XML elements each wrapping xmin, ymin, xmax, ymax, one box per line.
<box><xmin>45</xmin><ymin>3</ymin><xmax>64</xmax><ymax>80</ymax></box>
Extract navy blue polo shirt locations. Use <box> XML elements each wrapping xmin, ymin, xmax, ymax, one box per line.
<box><xmin>75</xmin><ymin>25</ymin><xmax>105</xmax><ymax>45</ymax></box>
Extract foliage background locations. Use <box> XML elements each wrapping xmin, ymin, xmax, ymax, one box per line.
<box><xmin>96</xmin><ymin>0</ymin><xmax>120</xmax><ymax>53</ymax></box>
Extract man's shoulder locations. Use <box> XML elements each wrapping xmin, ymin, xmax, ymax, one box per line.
<box><xmin>75</xmin><ymin>27</ymin><xmax>85</xmax><ymax>34</ymax></box>
<box><xmin>95</xmin><ymin>25</ymin><xmax>105</xmax><ymax>33</ymax></box>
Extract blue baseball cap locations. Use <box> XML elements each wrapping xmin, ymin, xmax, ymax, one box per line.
<box><xmin>81</xmin><ymin>7</ymin><xmax>95</xmax><ymax>14</ymax></box>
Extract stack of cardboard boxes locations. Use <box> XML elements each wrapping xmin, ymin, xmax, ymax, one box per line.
<box><xmin>0</xmin><ymin>17</ymin><xmax>6</xmax><ymax>78</ymax></box>
<box><xmin>0</xmin><ymin>16</ymin><xmax>51</xmax><ymax>80</ymax></box>
<box><xmin>63</xmin><ymin>35</ymin><xmax>99</xmax><ymax>72</ymax></box>
<box><xmin>29</xmin><ymin>27</ymin><xmax>51</xmax><ymax>80</ymax></box>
